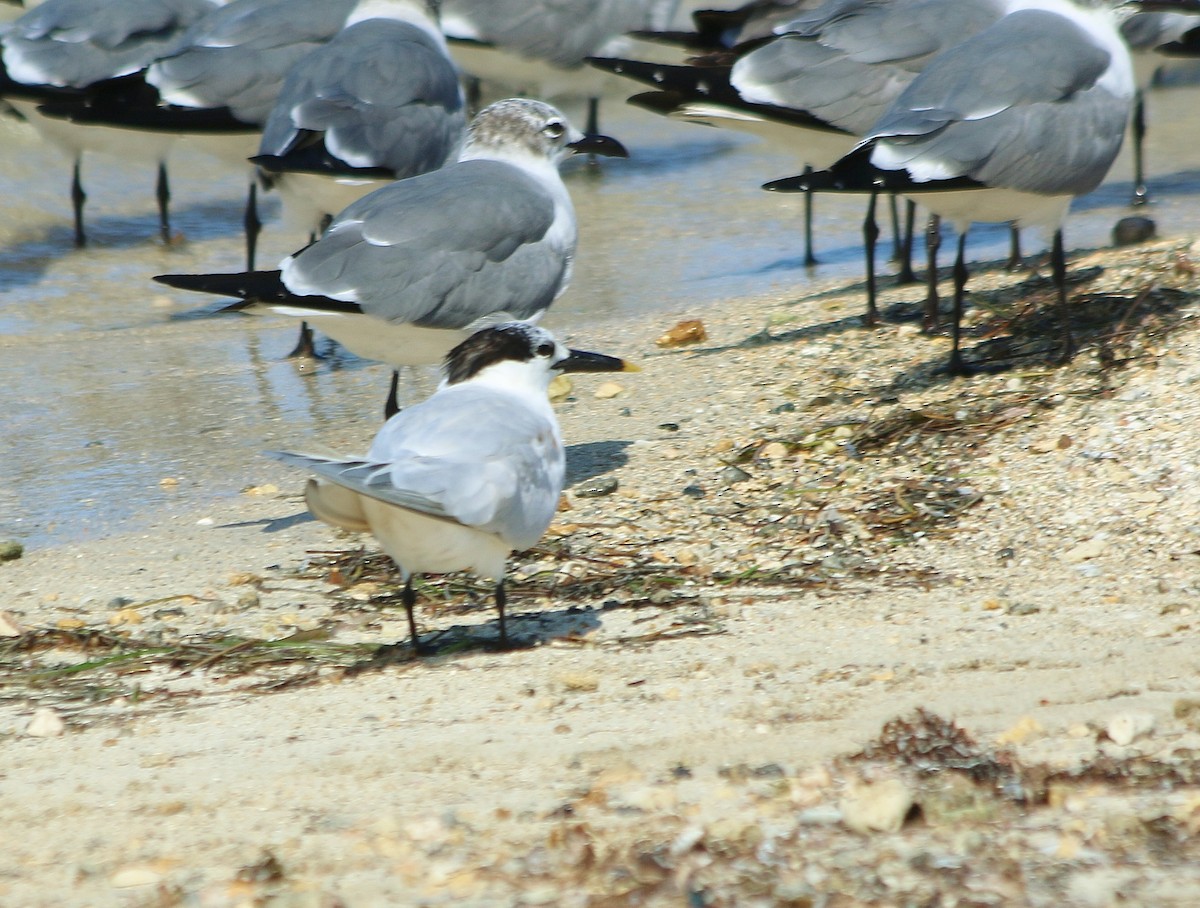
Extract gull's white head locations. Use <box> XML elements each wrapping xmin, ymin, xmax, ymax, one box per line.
<box><xmin>460</xmin><ymin>99</ymin><xmax>628</xmax><ymax>167</ymax></box>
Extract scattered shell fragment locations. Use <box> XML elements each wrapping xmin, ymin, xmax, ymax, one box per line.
<box><xmin>547</xmin><ymin>374</ymin><xmax>573</xmax><ymax>402</ymax></box>
<box><xmin>109</xmin><ymin>866</ymin><xmax>162</xmax><ymax>889</ymax></box>
<box><xmin>25</xmin><ymin>707</ymin><xmax>66</xmax><ymax>738</ymax></box>
<box><xmin>1106</xmin><ymin>712</ymin><xmax>1155</xmax><ymax>746</ymax></box>
<box><xmin>1062</xmin><ymin>538</ymin><xmax>1107</xmax><ymax>563</ymax></box>
<box><xmin>594</xmin><ymin>381</ymin><xmax>625</xmax><ymax>400</ymax></box>
<box><xmin>0</xmin><ymin>610</ymin><xmax>24</xmax><ymax>636</ymax></box>
<box><xmin>656</xmin><ymin>318</ymin><xmax>707</xmax><ymax>347</ymax></box>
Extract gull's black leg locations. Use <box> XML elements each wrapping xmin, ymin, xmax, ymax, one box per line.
<box><xmin>1006</xmin><ymin>224</ymin><xmax>1023</xmax><ymax>272</ymax></box>
<box><xmin>863</xmin><ymin>190</ymin><xmax>880</xmax><ymax>326</ymax></box>
<box><xmin>1051</xmin><ymin>228</ymin><xmax>1075</xmax><ymax>363</ymax></box>
<box><xmin>803</xmin><ymin>165</ymin><xmax>818</xmax><ymax>267</ymax></box>
<box><xmin>896</xmin><ymin>198</ymin><xmax>917</xmax><ymax>284</ymax></box>
<box><xmin>156</xmin><ymin>162</ymin><xmax>171</xmax><ymax>245</ymax></box>
<box><xmin>947</xmin><ymin>231</ymin><xmax>970</xmax><ymax>376</ymax></box>
<box><xmin>71</xmin><ymin>157</ymin><xmax>87</xmax><ymax>248</ymax></box>
<box><xmin>1131</xmin><ymin>88</ymin><xmax>1148</xmax><ymax>206</ymax></box>
<box><xmin>924</xmin><ymin>214</ymin><xmax>941</xmax><ymax>332</ymax></box>
<box><xmin>244</xmin><ymin>181</ymin><xmax>261</xmax><ymax>270</ymax></box>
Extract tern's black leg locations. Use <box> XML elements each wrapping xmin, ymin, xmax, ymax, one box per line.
<box><xmin>494</xmin><ymin>580</ymin><xmax>509</xmax><ymax>647</ymax></box>
<box><xmin>862</xmin><ymin>190</ymin><xmax>880</xmax><ymax>326</ymax></box>
<box><xmin>924</xmin><ymin>214</ymin><xmax>941</xmax><ymax>332</ymax></box>
<box><xmin>402</xmin><ymin>577</ymin><xmax>420</xmax><ymax>651</ymax></box>
<box><xmin>803</xmin><ymin>165</ymin><xmax>818</xmax><ymax>267</ymax></box>
<box><xmin>384</xmin><ymin>370</ymin><xmax>401</xmax><ymax>420</ymax></box>
<box><xmin>71</xmin><ymin>157</ymin><xmax>87</xmax><ymax>248</ymax></box>
<box><xmin>947</xmin><ymin>231</ymin><xmax>970</xmax><ymax>376</ymax></box>
<box><xmin>244</xmin><ymin>181</ymin><xmax>261</xmax><ymax>271</ymax></box>
<box><xmin>896</xmin><ymin>198</ymin><xmax>917</xmax><ymax>284</ymax></box>
<box><xmin>1006</xmin><ymin>224</ymin><xmax>1023</xmax><ymax>272</ymax></box>
<box><xmin>1131</xmin><ymin>88</ymin><xmax>1148</xmax><ymax>206</ymax></box>
<box><xmin>156</xmin><ymin>162</ymin><xmax>171</xmax><ymax>245</ymax></box>
<box><xmin>1051</xmin><ymin>228</ymin><xmax>1075</xmax><ymax>363</ymax></box>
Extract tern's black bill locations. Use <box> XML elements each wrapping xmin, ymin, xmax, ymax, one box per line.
<box><xmin>556</xmin><ymin>349</ymin><xmax>639</xmax><ymax>373</ymax></box>
<box><xmin>567</xmin><ymin>134</ymin><xmax>629</xmax><ymax>158</ymax></box>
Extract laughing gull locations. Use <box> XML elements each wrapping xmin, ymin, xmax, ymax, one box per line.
<box><xmin>252</xmin><ymin>9</ymin><xmax>466</xmax><ymax>240</ymax></box>
<box><xmin>271</xmin><ymin>322</ymin><xmax>637</xmax><ymax>651</ymax></box>
<box><xmin>155</xmin><ymin>99</ymin><xmax>628</xmax><ymax>414</ymax></box>
<box><xmin>592</xmin><ymin>0</ymin><xmax>1008</xmax><ymax>287</ymax></box>
<box><xmin>37</xmin><ymin>0</ymin><xmax>374</xmax><ymax>269</ymax></box>
<box><xmin>0</xmin><ymin>0</ymin><xmax>221</xmax><ymax>246</ymax></box>
<box><xmin>765</xmin><ymin>0</ymin><xmax>1136</xmax><ymax>374</ymax></box>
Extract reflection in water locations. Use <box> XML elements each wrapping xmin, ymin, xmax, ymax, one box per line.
<box><xmin>4</xmin><ymin>81</ymin><xmax>1200</xmax><ymax>548</ymax></box>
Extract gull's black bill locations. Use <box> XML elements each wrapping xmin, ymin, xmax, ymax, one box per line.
<box><xmin>567</xmin><ymin>134</ymin><xmax>629</xmax><ymax>158</ymax></box>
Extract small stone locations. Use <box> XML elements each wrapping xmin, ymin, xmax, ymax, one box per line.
<box><xmin>840</xmin><ymin>777</ymin><xmax>914</xmax><ymax>834</ymax></box>
<box><xmin>158</xmin><ymin>476</ymin><xmax>179</xmax><ymax>488</ymax></box>
<box><xmin>720</xmin><ymin>465</ymin><xmax>751</xmax><ymax>486</ymax></box>
<box><xmin>0</xmin><ymin>540</ymin><xmax>23</xmax><ymax>562</ymax></box>
<box><xmin>593</xmin><ymin>381</ymin><xmax>625</xmax><ymax>400</ymax></box>
<box><xmin>237</xmin><ymin>591</ymin><xmax>261</xmax><ymax>609</ymax></box>
<box><xmin>1111</xmin><ymin>216</ymin><xmax>1156</xmax><ymax>247</ymax></box>
<box><xmin>656</xmin><ymin>318</ymin><xmax>707</xmax><ymax>347</ymax></box>
<box><xmin>1006</xmin><ymin>602</ymin><xmax>1041</xmax><ymax>616</ymax></box>
<box><xmin>1173</xmin><ymin>698</ymin><xmax>1200</xmax><ymax>730</ymax></box>
<box><xmin>682</xmin><ymin>484</ymin><xmax>706</xmax><ymax>499</ymax></box>
<box><xmin>25</xmin><ymin>707</ymin><xmax>66</xmax><ymax>738</ymax></box>
<box><xmin>1106</xmin><ymin>712</ymin><xmax>1155</xmax><ymax>746</ymax></box>
<box><xmin>574</xmin><ymin>476</ymin><xmax>618</xmax><ymax>498</ymax></box>
<box><xmin>760</xmin><ymin>442</ymin><xmax>789</xmax><ymax>460</ymax></box>
<box><xmin>558</xmin><ymin>672</ymin><xmax>599</xmax><ymax>692</ymax></box>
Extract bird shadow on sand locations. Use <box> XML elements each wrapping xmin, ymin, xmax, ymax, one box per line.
<box><xmin>566</xmin><ymin>439</ymin><xmax>631</xmax><ymax>486</ymax></box>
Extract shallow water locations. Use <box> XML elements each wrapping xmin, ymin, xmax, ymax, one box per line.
<box><xmin>4</xmin><ymin>78</ymin><xmax>1200</xmax><ymax>550</ymax></box>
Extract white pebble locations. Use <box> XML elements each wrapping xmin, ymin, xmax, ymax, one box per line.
<box><xmin>1106</xmin><ymin>712</ymin><xmax>1155</xmax><ymax>747</ymax></box>
<box><xmin>839</xmin><ymin>777</ymin><xmax>913</xmax><ymax>834</ymax></box>
<box><xmin>25</xmin><ymin>707</ymin><xmax>65</xmax><ymax>738</ymax></box>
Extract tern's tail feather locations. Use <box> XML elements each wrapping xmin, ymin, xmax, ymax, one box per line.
<box><xmin>305</xmin><ymin>478</ymin><xmax>370</xmax><ymax>533</ymax></box>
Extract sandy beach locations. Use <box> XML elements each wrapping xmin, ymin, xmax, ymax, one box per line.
<box><xmin>3</xmin><ymin>224</ymin><xmax>1200</xmax><ymax>905</ymax></box>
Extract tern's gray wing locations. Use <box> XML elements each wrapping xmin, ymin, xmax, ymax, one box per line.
<box><xmin>866</xmin><ymin>9</ymin><xmax>1126</xmax><ymax>196</ymax></box>
<box><xmin>147</xmin><ymin>0</ymin><xmax>357</xmax><ymax>123</ymax></box>
<box><xmin>259</xmin><ymin>19</ymin><xmax>465</xmax><ymax>175</ymax></box>
<box><xmin>441</xmin><ymin>0</ymin><xmax>652</xmax><ymax>67</ymax></box>
<box><xmin>1</xmin><ymin>0</ymin><xmax>215</xmax><ymax>87</ymax></box>
<box><xmin>273</xmin><ymin>385</ymin><xmax>564</xmax><ymax>548</ymax></box>
<box><xmin>281</xmin><ymin>159</ymin><xmax>569</xmax><ymax>329</ymax></box>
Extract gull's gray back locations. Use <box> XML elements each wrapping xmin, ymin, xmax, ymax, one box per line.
<box><xmin>258</xmin><ymin>18</ymin><xmax>465</xmax><ymax>175</ymax></box>
<box><xmin>868</xmin><ymin>9</ymin><xmax>1130</xmax><ymax>197</ymax></box>
<box><xmin>282</xmin><ymin>159</ymin><xmax>570</xmax><ymax>328</ymax></box>
<box><xmin>148</xmin><ymin>0</ymin><xmax>358</xmax><ymax>124</ymax></box>
<box><xmin>1</xmin><ymin>0</ymin><xmax>217</xmax><ymax>87</ymax></box>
